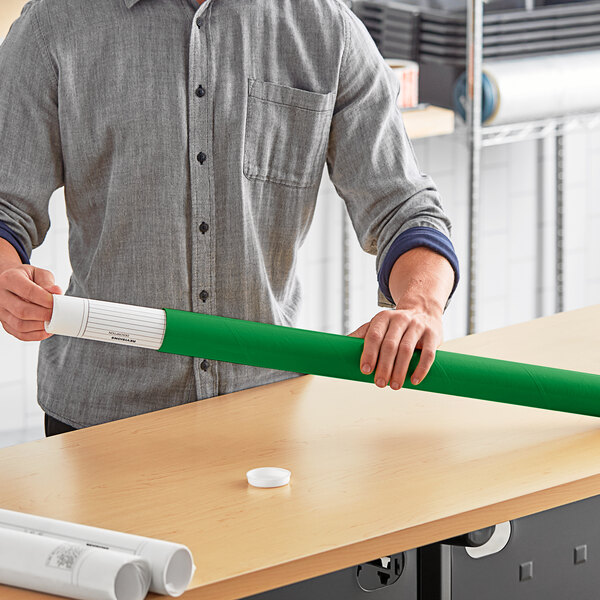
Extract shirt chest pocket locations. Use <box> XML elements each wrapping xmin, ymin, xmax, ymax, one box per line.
<box><xmin>243</xmin><ymin>79</ymin><xmax>335</xmax><ymax>189</ymax></box>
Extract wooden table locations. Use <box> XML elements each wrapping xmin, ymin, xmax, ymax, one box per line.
<box><xmin>1</xmin><ymin>306</ymin><xmax>599</xmax><ymax>599</ymax></box>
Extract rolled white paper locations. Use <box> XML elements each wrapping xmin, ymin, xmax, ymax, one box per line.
<box><xmin>45</xmin><ymin>295</ymin><xmax>166</xmax><ymax>350</ymax></box>
<box><xmin>0</xmin><ymin>509</ymin><xmax>195</xmax><ymax>597</ymax></box>
<box><xmin>0</xmin><ymin>528</ymin><xmax>150</xmax><ymax>600</ymax></box>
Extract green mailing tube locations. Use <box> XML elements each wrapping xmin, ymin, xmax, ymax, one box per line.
<box><xmin>159</xmin><ymin>308</ymin><xmax>600</xmax><ymax>418</ymax></box>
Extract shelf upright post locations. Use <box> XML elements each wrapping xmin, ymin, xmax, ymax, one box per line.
<box><xmin>466</xmin><ymin>0</ymin><xmax>484</xmax><ymax>334</ymax></box>
<box><xmin>535</xmin><ymin>138</ymin><xmax>546</xmax><ymax>318</ymax></box>
<box><xmin>555</xmin><ymin>134</ymin><xmax>565</xmax><ymax>313</ymax></box>
<box><xmin>342</xmin><ymin>201</ymin><xmax>351</xmax><ymax>334</ymax></box>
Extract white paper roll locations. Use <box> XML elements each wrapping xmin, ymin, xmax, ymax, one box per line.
<box><xmin>45</xmin><ymin>295</ymin><xmax>166</xmax><ymax>350</ymax></box>
<box><xmin>0</xmin><ymin>528</ymin><xmax>150</xmax><ymax>600</ymax></box>
<box><xmin>484</xmin><ymin>51</ymin><xmax>600</xmax><ymax>125</ymax></box>
<box><xmin>0</xmin><ymin>509</ymin><xmax>196</xmax><ymax>597</ymax></box>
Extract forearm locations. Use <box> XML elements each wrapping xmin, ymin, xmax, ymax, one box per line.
<box><xmin>0</xmin><ymin>238</ymin><xmax>23</xmax><ymax>274</ymax></box>
<box><xmin>388</xmin><ymin>247</ymin><xmax>454</xmax><ymax>315</ymax></box>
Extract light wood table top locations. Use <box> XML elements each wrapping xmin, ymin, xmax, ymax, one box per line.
<box><xmin>402</xmin><ymin>105</ymin><xmax>455</xmax><ymax>139</ymax></box>
<box><xmin>1</xmin><ymin>306</ymin><xmax>599</xmax><ymax>599</ymax></box>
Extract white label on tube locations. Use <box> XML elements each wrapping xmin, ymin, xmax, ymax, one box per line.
<box><xmin>45</xmin><ymin>295</ymin><xmax>166</xmax><ymax>350</ymax></box>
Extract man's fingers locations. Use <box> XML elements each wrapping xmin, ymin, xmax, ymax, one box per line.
<box><xmin>0</xmin><ymin>308</ymin><xmax>49</xmax><ymax>333</ymax></box>
<box><xmin>359</xmin><ymin>314</ymin><xmax>392</xmax><ymax>375</ymax></box>
<box><xmin>389</xmin><ymin>323</ymin><xmax>424</xmax><ymax>390</ymax></box>
<box><xmin>409</xmin><ymin>331</ymin><xmax>438</xmax><ymax>385</ymax></box>
<box><xmin>0</xmin><ymin>266</ymin><xmax>59</xmax><ymax>342</ymax></box>
<box><xmin>347</xmin><ymin>310</ymin><xmax>441</xmax><ymax>388</ymax></box>
<box><xmin>4</xmin><ymin>268</ymin><xmax>54</xmax><ymax>309</ymax></box>
<box><xmin>372</xmin><ymin>318</ymin><xmax>410</xmax><ymax>388</ymax></box>
<box><xmin>2</xmin><ymin>321</ymin><xmax>52</xmax><ymax>342</ymax></box>
<box><xmin>0</xmin><ymin>290</ymin><xmax>53</xmax><ymax>322</ymax></box>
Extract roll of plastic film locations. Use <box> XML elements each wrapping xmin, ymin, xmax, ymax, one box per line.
<box><xmin>453</xmin><ymin>70</ymin><xmax>498</xmax><ymax>124</ymax></box>
<box><xmin>453</xmin><ymin>50</ymin><xmax>600</xmax><ymax>125</ymax></box>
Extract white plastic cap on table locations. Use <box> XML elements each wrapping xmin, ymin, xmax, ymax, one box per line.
<box><xmin>246</xmin><ymin>467</ymin><xmax>291</xmax><ymax>488</ymax></box>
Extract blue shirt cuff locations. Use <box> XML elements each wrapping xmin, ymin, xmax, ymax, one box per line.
<box><xmin>0</xmin><ymin>222</ymin><xmax>30</xmax><ymax>264</ymax></box>
<box><xmin>377</xmin><ymin>226</ymin><xmax>460</xmax><ymax>305</ymax></box>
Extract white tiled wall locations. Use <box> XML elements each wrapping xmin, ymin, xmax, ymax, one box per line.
<box><xmin>2</xmin><ymin>126</ymin><xmax>600</xmax><ymax>447</ymax></box>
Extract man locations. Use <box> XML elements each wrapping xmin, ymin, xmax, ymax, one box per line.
<box><xmin>0</xmin><ymin>0</ymin><xmax>458</xmax><ymax>436</ymax></box>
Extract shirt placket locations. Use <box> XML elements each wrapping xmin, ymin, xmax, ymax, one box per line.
<box><xmin>188</xmin><ymin>0</ymin><xmax>218</xmax><ymax>399</ymax></box>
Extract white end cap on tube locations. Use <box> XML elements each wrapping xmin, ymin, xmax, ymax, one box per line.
<box><xmin>45</xmin><ymin>294</ymin><xmax>86</xmax><ymax>337</ymax></box>
<box><xmin>44</xmin><ymin>295</ymin><xmax>166</xmax><ymax>350</ymax></box>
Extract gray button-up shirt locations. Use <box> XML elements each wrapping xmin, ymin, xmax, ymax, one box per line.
<box><xmin>0</xmin><ymin>0</ymin><xmax>452</xmax><ymax>428</ymax></box>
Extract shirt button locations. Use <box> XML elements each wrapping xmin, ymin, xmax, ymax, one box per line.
<box><xmin>196</xmin><ymin>17</ymin><xmax>204</xmax><ymax>28</ymax></box>
<box><xmin>197</xmin><ymin>152</ymin><xmax>207</xmax><ymax>164</ymax></box>
<box><xmin>195</xmin><ymin>85</ymin><xmax>205</xmax><ymax>98</ymax></box>
<box><xmin>199</xmin><ymin>290</ymin><xmax>209</xmax><ymax>302</ymax></box>
<box><xmin>200</xmin><ymin>359</ymin><xmax>210</xmax><ymax>371</ymax></box>
<box><xmin>199</xmin><ymin>221</ymin><xmax>209</xmax><ymax>234</ymax></box>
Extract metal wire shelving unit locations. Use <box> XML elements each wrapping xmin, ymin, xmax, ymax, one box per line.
<box><xmin>341</xmin><ymin>0</ymin><xmax>600</xmax><ymax>336</ymax></box>
<box><xmin>464</xmin><ymin>0</ymin><xmax>600</xmax><ymax>334</ymax></box>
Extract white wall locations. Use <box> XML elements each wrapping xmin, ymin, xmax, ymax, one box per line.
<box><xmin>2</xmin><ymin>126</ymin><xmax>600</xmax><ymax>445</ymax></box>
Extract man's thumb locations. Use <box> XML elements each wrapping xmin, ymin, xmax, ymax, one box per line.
<box><xmin>347</xmin><ymin>322</ymin><xmax>369</xmax><ymax>339</ymax></box>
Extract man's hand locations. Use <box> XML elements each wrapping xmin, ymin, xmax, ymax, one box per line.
<box><xmin>0</xmin><ymin>239</ymin><xmax>62</xmax><ymax>341</ymax></box>
<box><xmin>348</xmin><ymin>306</ymin><xmax>442</xmax><ymax>389</ymax></box>
<box><xmin>348</xmin><ymin>246</ymin><xmax>454</xmax><ymax>389</ymax></box>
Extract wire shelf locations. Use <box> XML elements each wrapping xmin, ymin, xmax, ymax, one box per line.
<box><xmin>480</xmin><ymin>110</ymin><xmax>600</xmax><ymax>147</ymax></box>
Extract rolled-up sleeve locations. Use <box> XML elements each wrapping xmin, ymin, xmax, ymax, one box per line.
<box><xmin>326</xmin><ymin>5</ymin><xmax>457</xmax><ymax>308</ymax></box>
<box><xmin>0</xmin><ymin>3</ymin><xmax>63</xmax><ymax>260</ymax></box>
